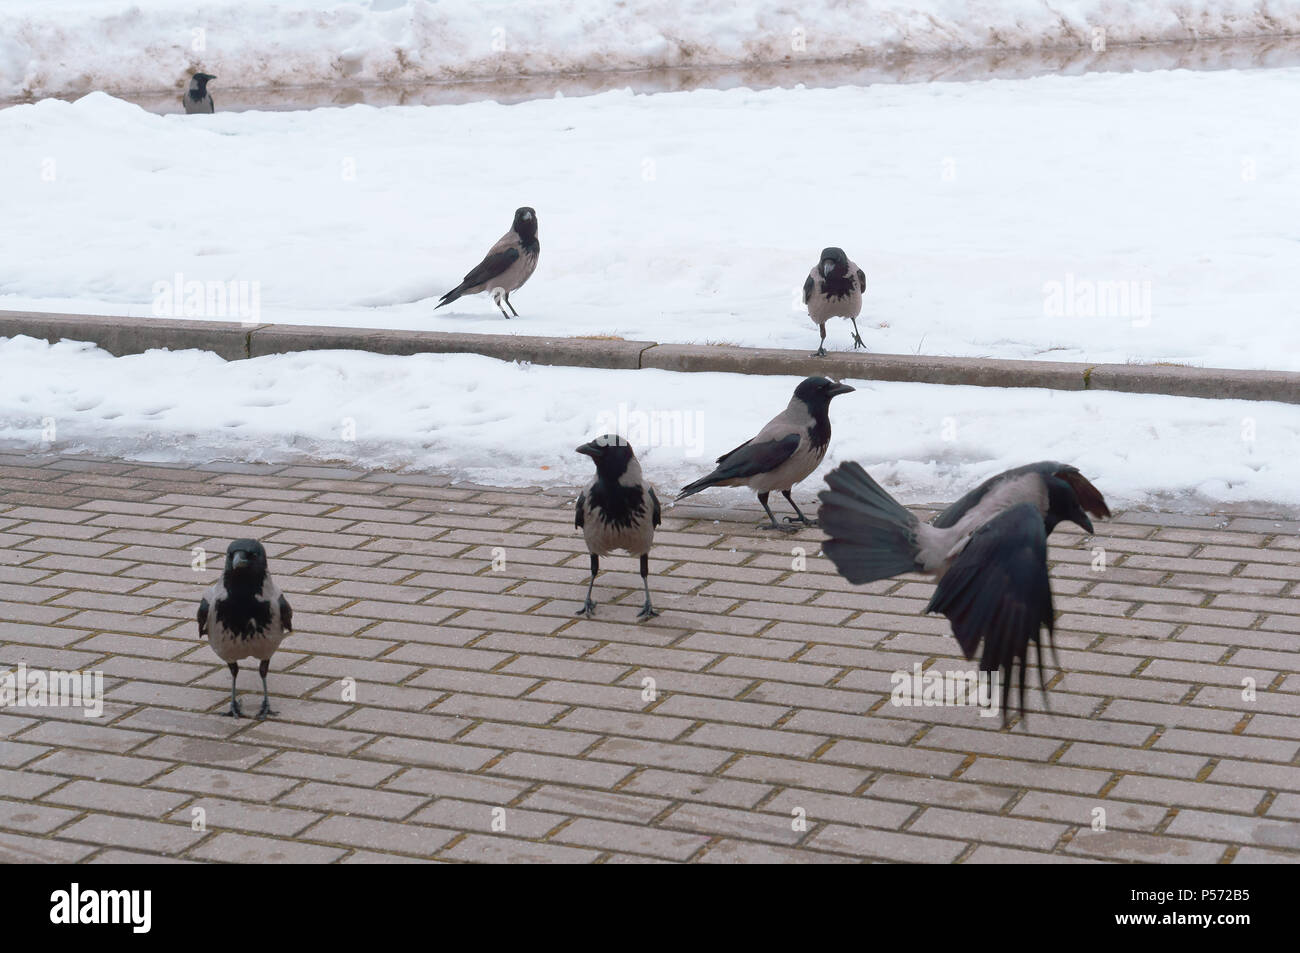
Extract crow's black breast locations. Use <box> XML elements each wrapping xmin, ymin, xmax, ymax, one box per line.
<box><xmin>590</xmin><ymin>482</ymin><xmax>646</xmax><ymax>530</ymax></box>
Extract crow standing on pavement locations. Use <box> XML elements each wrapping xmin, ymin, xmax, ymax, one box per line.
<box><xmin>197</xmin><ymin>539</ymin><xmax>293</xmax><ymax>718</ymax></box>
<box><xmin>804</xmin><ymin>247</ymin><xmax>867</xmax><ymax>356</ymax></box>
<box><xmin>183</xmin><ymin>73</ymin><xmax>216</xmax><ymax>114</ymax></box>
<box><xmin>818</xmin><ymin>462</ymin><xmax>1110</xmax><ymax>719</ymax></box>
<box><xmin>435</xmin><ymin>207</ymin><xmax>540</xmax><ymax>318</ymax></box>
<box><xmin>574</xmin><ymin>435</ymin><xmax>662</xmax><ymax>621</ymax></box>
<box><xmin>679</xmin><ymin>376</ymin><xmax>855</xmax><ymax>530</ymax></box>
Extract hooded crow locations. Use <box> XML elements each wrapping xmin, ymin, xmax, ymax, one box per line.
<box><xmin>803</xmin><ymin>246</ymin><xmax>867</xmax><ymax>356</ymax></box>
<box><xmin>679</xmin><ymin>376</ymin><xmax>855</xmax><ymax>530</ymax></box>
<box><xmin>197</xmin><ymin>539</ymin><xmax>293</xmax><ymax>718</ymax></box>
<box><xmin>817</xmin><ymin>462</ymin><xmax>1110</xmax><ymax>720</ymax></box>
<box><xmin>183</xmin><ymin>72</ymin><xmax>216</xmax><ymax>114</ymax></box>
<box><xmin>575</xmin><ymin>435</ymin><xmax>661</xmax><ymax>620</ymax></box>
<box><xmin>435</xmin><ymin>207</ymin><xmax>540</xmax><ymax>318</ymax></box>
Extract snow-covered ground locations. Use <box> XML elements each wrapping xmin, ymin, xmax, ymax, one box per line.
<box><xmin>1</xmin><ymin>336</ymin><xmax>1294</xmax><ymax>513</ymax></box>
<box><xmin>2</xmin><ymin>0</ymin><xmax>1296</xmax><ymax>100</ymax></box>
<box><xmin>3</xmin><ymin>67</ymin><xmax>1298</xmax><ymax>369</ymax></box>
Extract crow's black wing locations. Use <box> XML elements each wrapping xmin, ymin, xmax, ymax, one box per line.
<box><xmin>712</xmin><ymin>433</ymin><xmax>799</xmax><ymax>479</ymax></box>
<box><xmin>802</xmin><ymin>274</ymin><xmax>814</xmax><ymax>305</ymax></box>
<box><xmin>856</xmin><ymin>268</ymin><xmax>866</xmax><ymax>293</ymax></box>
<box><xmin>926</xmin><ymin>502</ymin><xmax>1054</xmax><ymax>718</ymax></box>
<box><xmin>197</xmin><ymin>597</ymin><xmax>209</xmax><ymax>638</ymax></box>
<box><xmin>278</xmin><ymin>595</ymin><xmax>293</xmax><ymax>633</ymax></box>
<box><xmin>461</xmin><ymin>247</ymin><xmax>520</xmax><ymax>288</ymax></box>
<box><xmin>575</xmin><ymin>491</ymin><xmax>585</xmax><ymax>530</ymax></box>
<box><xmin>649</xmin><ymin>486</ymin><xmax>661</xmax><ymax>527</ymax></box>
<box><xmin>679</xmin><ymin>433</ymin><xmax>800</xmax><ymax>498</ymax></box>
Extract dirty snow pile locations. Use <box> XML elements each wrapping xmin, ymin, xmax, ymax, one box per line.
<box><xmin>2</xmin><ymin>0</ymin><xmax>1299</xmax><ymax>99</ymax></box>
<box><xmin>1</xmin><ymin>336</ymin><xmax>1295</xmax><ymax>513</ymax></box>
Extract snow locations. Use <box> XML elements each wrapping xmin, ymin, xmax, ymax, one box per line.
<box><xmin>1</xmin><ymin>0</ymin><xmax>1297</xmax><ymax>101</ymax></box>
<box><xmin>1</xmin><ymin>336</ymin><xmax>1294</xmax><ymax>513</ymax></box>
<box><xmin>2</xmin><ymin>67</ymin><xmax>1298</xmax><ymax>369</ymax></box>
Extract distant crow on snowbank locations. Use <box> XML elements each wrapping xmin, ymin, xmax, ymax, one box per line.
<box><xmin>435</xmin><ymin>207</ymin><xmax>540</xmax><ymax>318</ymax></box>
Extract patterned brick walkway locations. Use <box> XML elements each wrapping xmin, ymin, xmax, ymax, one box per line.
<box><xmin>0</xmin><ymin>453</ymin><xmax>1297</xmax><ymax>863</ymax></box>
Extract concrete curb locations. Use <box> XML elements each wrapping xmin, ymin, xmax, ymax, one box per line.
<box><xmin>641</xmin><ymin>343</ymin><xmax>1090</xmax><ymax>391</ymax></box>
<box><xmin>2</xmin><ymin>309</ymin><xmax>1296</xmax><ymax>404</ymax></box>
<box><xmin>246</xmin><ymin>323</ymin><xmax>651</xmax><ymax>369</ymax></box>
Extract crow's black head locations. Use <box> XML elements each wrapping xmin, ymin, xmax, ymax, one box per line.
<box><xmin>1043</xmin><ymin>467</ymin><xmax>1110</xmax><ymax>536</ymax></box>
<box><xmin>794</xmin><ymin>376</ymin><xmax>855</xmax><ymax>411</ymax></box>
<box><xmin>224</xmin><ymin>538</ymin><xmax>267</xmax><ymax>580</ymax></box>
<box><xmin>577</xmin><ymin>434</ymin><xmax>636</xmax><ymax>477</ymax></box>
<box><xmin>818</xmin><ymin>247</ymin><xmax>848</xmax><ymax>279</ymax></box>
<box><xmin>190</xmin><ymin>72</ymin><xmax>216</xmax><ymax>90</ymax></box>
<box><xmin>513</xmin><ymin>207</ymin><xmax>538</xmax><ymax>242</ymax></box>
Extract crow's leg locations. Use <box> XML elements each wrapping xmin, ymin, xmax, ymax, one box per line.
<box><xmin>849</xmin><ymin>317</ymin><xmax>866</xmax><ymax>350</ymax></box>
<box><xmin>492</xmin><ymin>289</ymin><xmax>512</xmax><ymax>319</ymax></box>
<box><xmin>576</xmin><ymin>554</ymin><xmax>599</xmax><ymax>617</ymax></box>
<box><xmin>256</xmin><ymin>658</ymin><xmax>277</xmax><ymax>719</ymax></box>
<box><xmin>781</xmin><ymin>490</ymin><xmax>817</xmax><ymax>527</ymax></box>
<box><xmin>813</xmin><ymin>323</ymin><xmax>827</xmax><ymax>358</ymax></box>
<box><xmin>504</xmin><ymin>293</ymin><xmax>520</xmax><ymax>318</ymax></box>
<box><xmin>224</xmin><ymin>661</ymin><xmax>243</xmax><ymax>718</ymax></box>
<box><xmin>636</xmin><ymin>553</ymin><xmax>659</xmax><ymax>621</ymax></box>
<box><xmin>757</xmin><ymin>492</ymin><xmax>796</xmax><ymax>532</ymax></box>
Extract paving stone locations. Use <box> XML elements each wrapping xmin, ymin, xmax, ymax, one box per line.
<box><xmin>1</xmin><ymin>456</ymin><xmax>1295</xmax><ymax>864</ymax></box>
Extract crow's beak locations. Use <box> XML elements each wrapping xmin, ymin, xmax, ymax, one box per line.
<box><xmin>827</xmin><ymin>382</ymin><xmax>856</xmax><ymax>397</ymax></box>
<box><xmin>576</xmin><ymin>442</ymin><xmax>600</xmax><ymax>459</ymax></box>
<box><xmin>231</xmin><ymin>551</ymin><xmax>249</xmax><ymax>570</ymax></box>
<box><xmin>1073</xmin><ymin>511</ymin><xmax>1095</xmax><ymax>535</ymax></box>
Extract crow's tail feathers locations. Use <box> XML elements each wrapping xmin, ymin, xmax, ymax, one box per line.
<box><xmin>434</xmin><ymin>285</ymin><xmax>466</xmax><ymax>310</ymax></box>
<box><xmin>676</xmin><ymin>473</ymin><xmax>720</xmax><ymax>501</ymax></box>
<box><xmin>817</xmin><ymin>462</ymin><xmax>922</xmax><ymax>584</ymax></box>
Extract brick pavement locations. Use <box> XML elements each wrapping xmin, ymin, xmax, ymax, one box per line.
<box><xmin>0</xmin><ymin>452</ymin><xmax>1297</xmax><ymax>864</ymax></box>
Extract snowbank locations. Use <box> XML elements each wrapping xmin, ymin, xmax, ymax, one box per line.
<box><xmin>1</xmin><ymin>336</ymin><xmax>1294</xmax><ymax>513</ymax></box>
<box><xmin>2</xmin><ymin>70</ymin><xmax>1298</xmax><ymax>370</ymax></box>
<box><xmin>2</xmin><ymin>0</ymin><xmax>1298</xmax><ymax>100</ymax></box>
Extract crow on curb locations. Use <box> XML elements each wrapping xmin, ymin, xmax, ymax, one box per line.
<box><xmin>803</xmin><ymin>246</ymin><xmax>867</xmax><ymax>356</ymax></box>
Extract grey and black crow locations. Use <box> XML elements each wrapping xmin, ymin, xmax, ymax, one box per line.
<box><xmin>679</xmin><ymin>376</ymin><xmax>854</xmax><ymax>530</ymax></box>
<box><xmin>435</xmin><ymin>207</ymin><xmax>540</xmax><ymax>318</ymax></box>
<box><xmin>803</xmin><ymin>246</ymin><xmax>867</xmax><ymax>356</ymax></box>
<box><xmin>818</xmin><ymin>462</ymin><xmax>1110</xmax><ymax>720</ymax></box>
<box><xmin>183</xmin><ymin>72</ymin><xmax>216</xmax><ymax>114</ymax></box>
<box><xmin>197</xmin><ymin>539</ymin><xmax>293</xmax><ymax>718</ymax></box>
<box><xmin>574</xmin><ymin>435</ymin><xmax>661</xmax><ymax>621</ymax></box>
